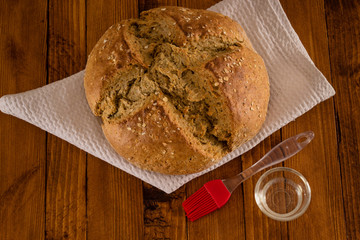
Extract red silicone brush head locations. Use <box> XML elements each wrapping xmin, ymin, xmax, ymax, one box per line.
<box><xmin>182</xmin><ymin>180</ymin><xmax>231</xmax><ymax>221</ymax></box>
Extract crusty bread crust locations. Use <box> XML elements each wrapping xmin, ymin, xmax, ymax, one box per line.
<box><xmin>84</xmin><ymin>7</ymin><xmax>270</xmax><ymax>175</ymax></box>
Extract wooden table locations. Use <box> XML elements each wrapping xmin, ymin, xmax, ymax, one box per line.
<box><xmin>1</xmin><ymin>0</ymin><xmax>359</xmax><ymax>239</ymax></box>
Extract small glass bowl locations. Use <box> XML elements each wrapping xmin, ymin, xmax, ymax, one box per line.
<box><xmin>254</xmin><ymin>167</ymin><xmax>311</xmax><ymax>221</ymax></box>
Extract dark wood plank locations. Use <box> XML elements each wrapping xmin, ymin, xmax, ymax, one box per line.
<box><xmin>325</xmin><ymin>0</ymin><xmax>360</xmax><ymax>239</ymax></box>
<box><xmin>177</xmin><ymin>2</ymin><xmax>247</xmax><ymax>240</ymax></box>
<box><xmin>241</xmin><ymin>132</ymin><xmax>288</xmax><ymax>240</ymax></box>
<box><xmin>45</xmin><ymin>140</ymin><xmax>87</xmax><ymax>240</ymax></box>
<box><xmin>0</xmin><ymin>0</ymin><xmax>47</xmax><ymax>239</ymax></box>
<box><xmin>86</xmin><ymin>0</ymin><xmax>144</xmax><ymax>239</ymax></box>
<box><xmin>87</xmin><ymin>164</ymin><xmax>144</xmax><ymax>239</ymax></box>
<box><xmin>86</xmin><ymin>0</ymin><xmax>138</xmax><ymax>51</ymax></box>
<box><xmin>139</xmin><ymin>0</ymin><xmax>178</xmax><ymax>12</ymax></box>
<box><xmin>280</xmin><ymin>0</ymin><xmax>347</xmax><ymax>239</ymax></box>
<box><xmin>46</xmin><ymin>0</ymin><xmax>87</xmax><ymax>239</ymax></box>
<box><xmin>179</xmin><ymin>0</ymin><xmax>218</xmax><ymax>9</ymax></box>
<box><xmin>143</xmin><ymin>183</ymin><xmax>186</xmax><ymax>240</ymax></box>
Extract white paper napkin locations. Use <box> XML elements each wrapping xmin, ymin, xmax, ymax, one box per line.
<box><xmin>0</xmin><ymin>0</ymin><xmax>335</xmax><ymax>193</ymax></box>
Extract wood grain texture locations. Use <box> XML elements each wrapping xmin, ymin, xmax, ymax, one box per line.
<box><xmin>280</xmin><ymin>0</ymin><xmax>347</xmax><ymax>239</ymax></box>
<box><xmin>139</xmin><ymin>0</ymin><xmax>178</xmax><ymax>12</ymax></box>
<box><xmin>325</xmin><ymin>0</ymin><xmax>360</xmax><ymax>239</ymax></box>
<box><xmin>143</xmin><ymin>183</ymin><xmax>186</xmax><ymax>240</ymax></box>
<box><xmin>45</xmin><ymin>140</ymin><xmax>87</xmax><ymax>240</ymax></box>
<box><xmin>46</xmin><ymin>1</ymin><xmax>87</xmax><ymax>239</ymax></box>
<box><xmin>86</xmin><ymin>0</ymin><xmax>144</xmax><ymax>239</ymax></box>
<box><xmin>241</xmin><ymin>132</ymin><xmax>288</xmax><ymax>240</ymax></box>
<box><xmin>0</xmin><ymin>0</ymin><xmax>47</xmax><ymax>239</ymax></box>
<box><xmin>87</xmin><ymin>164</ymin><xmax>144</xmax><ymax>239</ymax></box>
<box><xmin>86</xmin><ymin>0</ymin><xmax>138</xmax><ymax>51</ymax></box>
<box><xmin>179</xmin><ymin>0</ymin><xmax>218</xmax><ymax>9</ymax></box>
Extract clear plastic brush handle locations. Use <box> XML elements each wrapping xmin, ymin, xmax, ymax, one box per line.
<box><xmin>222</xmin><ymin>131</ymin><xmax>314</xmax><ymax>193</ymax></box>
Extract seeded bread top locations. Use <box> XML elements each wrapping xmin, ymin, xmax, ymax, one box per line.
<box><xmin>84</xmin><ymin>7</ymin><xmax>269</xmax><ymax>174</ymax></box>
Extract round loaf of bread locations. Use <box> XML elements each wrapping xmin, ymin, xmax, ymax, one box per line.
<box><xmin>84</xmin><ymin>7</ymin><xmax>270</xmax><ymax>175</ymax></box>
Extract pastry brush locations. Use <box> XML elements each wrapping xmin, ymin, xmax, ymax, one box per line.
<box><xmin>182</xmin><ymin>131</ymin><xmax>314</xmax><ymax>221</ymax></box>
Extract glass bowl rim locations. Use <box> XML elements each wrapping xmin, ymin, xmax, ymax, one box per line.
<box><xmin>254</xmin><ymin>167</ymin><xmax>311</xmax><ymax>221</ymax></box>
